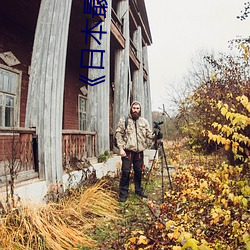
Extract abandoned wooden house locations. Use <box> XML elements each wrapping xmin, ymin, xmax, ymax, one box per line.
<box><xmin>0</xmin><ymin>0</ymin><xmax>153</xmax><ymax>195</ymax></box>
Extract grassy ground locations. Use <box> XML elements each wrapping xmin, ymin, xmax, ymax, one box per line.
<box><xmin>2</xmin><ymin>141</ymin><xmax>248</xmax><ymax>249</ymax></box>
<box><xmin>83</xmin><ymin>165</ymin><xmax>171</xmax><ymax>250</ymax></box>
<box><xmin>82</xmin><ymin>143</ymin><xmax>240</xmax><ymax>250</ymax></box>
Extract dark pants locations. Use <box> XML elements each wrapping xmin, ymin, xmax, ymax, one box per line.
<box><xmin>119</xmin><ymin>150</ymin><xmax>144</xmax><ymax>198</ymax></box>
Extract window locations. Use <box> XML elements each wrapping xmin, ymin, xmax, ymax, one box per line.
<box><xmin>78</xmin><ymin>96</ymin><xmax>87</xmax><ymax>131</ymax></box>
<box><xmin>0</xmin><ymin>66</ymin><xmax>20</xmax><ymax>127</ymax></box>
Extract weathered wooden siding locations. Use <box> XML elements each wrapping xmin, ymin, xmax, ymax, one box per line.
<box><xmin>142</xmin><ymin>45</ymin><xmax>152</xmax><ymax>126</ymax></box>
<box><xmin>25</xmin><ymin>0</ymin><xmax>73</xmax><ymax>183</ymax></box>
<box><xmin>132</xmin><ymin>26</ymin><xmax>144</xmax><ymax>114</ymax></box>
<box><xmin>113</xmin><ymin>0</ymin><xmax>131</xmax><ymax>133</ymax></box>
<box><xmin>113</xmin><ymin>0</ymin><xmax>153</xmax><ymax>129</ymax></box>
<box><xmin>86</xmin><ymin>0</ymin><xmax>112</xmax><ymax>155</ymax></box>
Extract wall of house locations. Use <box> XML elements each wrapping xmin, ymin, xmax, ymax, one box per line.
<box><xmin>63</xmin><ymin>71</ymin><xmax>86</xmax><ymax>130</ymax></box>
<box><xmin>0</xmin><ymin>15</ymin><xmax>34</xmax><ymax>127</ymax></box>
<box><xmin>0</xmin><ymin>13</ymin><xmax>36</xmax><ymax>180</ymax></box>
<box><xmin>63</xmin><ymin>1</ymin><xmax>90</xmax><ymax>131</ymax></box>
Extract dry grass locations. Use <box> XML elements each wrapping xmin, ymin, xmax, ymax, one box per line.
<box><xmin>0</xmin><ymin>180</ymin><xmax>121</xmax><ymax>249</ymax></box>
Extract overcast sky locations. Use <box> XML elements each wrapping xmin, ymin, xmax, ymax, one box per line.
<box><xmin>144</xmin><ymin>0</ymin><xmax>250</xmax><ymax>112</ymax></box>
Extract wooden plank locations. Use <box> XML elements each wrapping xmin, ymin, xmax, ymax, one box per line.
<box><xmin>113</xmin><ymin>0</ymin><xmax>131</xmax><ymax>134</ymax></box>
<box><xmin>132</xmin><ymin>26</ymin><xmax>145</xmax><ymax>115</ymax></box>
<box><xmin>26</xmin><ymin>0</ymin><xmax>73</xmax><ymax>183</ymax></box>
<box><xmin>111</xmin><ymin>8</ymin><xmax>123</xmax><ymax>28</ymax></box>
<box><xmin>110</xmin><ymin>20</ymin><xmax>125</xmax><ymax>49</ymax></box>
<box><xmin>0</xmin><ymin>127</ymin><xmax>35</xmax><ymax>133</ymax></box>
<box><xmin>53</xmin><ymin>0</ymin><xmax>73</xmax><ymax>182</ymax></box>
<box><xmin>137</xmin><ymin>12</ymin><xmax>152</xmax><ymax>46</ymax></box>
<box><xmin>129</xmin><ymin>47</ymin><xmax>140</xmax><ymax>70</ymax></box>
<box><xmin>142</xmin><ymin>45</ymin><xmax>152</xmax><ymax>125</ymax></box>
<box><xmin>86</xmin><ymin>0</ymin><xmax>112</xmax><ymax>155</ymax></box>
<box><xmin>62</xmin><ymin>130</ymin><xmax>96</xmax><ymax>135</ymax></box>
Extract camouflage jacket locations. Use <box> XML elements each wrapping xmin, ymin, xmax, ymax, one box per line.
<box><xmin>115</xmin><ymin>115</ymin><xmax>155</xmax><ymax>152</ymax></box>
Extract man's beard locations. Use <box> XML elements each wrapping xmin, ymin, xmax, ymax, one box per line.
<box><xmin>131</xmin><ymin>112</ymin><xmax>140</xmax><ymax>120</ymax></box>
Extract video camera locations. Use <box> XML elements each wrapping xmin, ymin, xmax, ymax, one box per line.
<box><xmin>153</xmin><ymin>121</ymin><xmax>163</xmax><ymax>130</ymax></box>
<box><xmin>153</xmin><ymin>121</ymin><xmax>164</xmax><ymax>143</ymax></box>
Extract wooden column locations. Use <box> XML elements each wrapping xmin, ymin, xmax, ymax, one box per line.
<box><xmin>25</xmin><ymin>0</ymin><xmax>72</xmax><ymax>183</ymax></box>
<box><xmin>86</xmin><ymin>0</ymin><xmax>112</xmax><ymax>155</ymax></box>
<box><xmin>132</xmin><ymin>26</ymin><xmax>144</xmax><ymax>115</ymax></box>
<box><xmin>142</xmin><ymin>45</ymin><xmax>153</xmax><ymax>126</ymax></box>
<box><xmin>113</xmin><ymin>0</ymin><xmax>131</xmax><ymax>131</ymax></box>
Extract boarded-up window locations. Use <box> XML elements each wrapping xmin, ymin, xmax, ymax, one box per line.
<box><xmin>79</xmin><ymin>95</ymin><xmax>87</xmax><ymax>131</ymax></box>
<box><xmin>0</xmin><ymin>66</ymin><xmax>20</xmax><ymax>128</ymax></box>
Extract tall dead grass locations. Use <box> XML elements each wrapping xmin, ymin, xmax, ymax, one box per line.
<box><xmin>0</xmin><ymin>180</ymin><xmax>120</xmax><ymax>249</ymax></box>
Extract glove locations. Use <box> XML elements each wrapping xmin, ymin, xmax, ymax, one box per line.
<box><xmin>157</xmin><ymin>132</ymin><xmax>163</xmax><ymax>139</ymax></box>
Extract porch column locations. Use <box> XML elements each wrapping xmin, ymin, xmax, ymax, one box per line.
<box><xmin>25</xmin><ymin>0</ymin><xmax>72</xmax><ymax>183</ymax></box>
<box><xmin>142</xmin><ymin>45</ymin><xmax>153</xmax><ymax>126</ymax></box>
<box><xmin>113</xmin><ymin>0</ymin><xmax>131</xmax><ymax>131</ymax></box>
<box><xmin>132</xmin><ymin>26</ymin><xmax>144</xmax><ymax>115</ymax></box>
<box><xmin>86</xmin><ymin>0</ymin><xmax>112</xmax><ymax>155</ymax></box>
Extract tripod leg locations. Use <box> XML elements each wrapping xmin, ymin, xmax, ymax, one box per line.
<box><xmin>161</xmin><ymin>143</ymin><xmax>173</xmax><ymax>190</ymax></box>
<box><xmin>159</xmin><ymin>146</ymin><xmax>165</xmax><ymax>204</ymax></box>
<box><xmin>144</xmin><ymin>147</ymin><xmax>158</xmax><ymax>192</ymax></box>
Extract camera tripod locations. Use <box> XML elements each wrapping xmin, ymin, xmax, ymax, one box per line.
<box><xmin>144</xmin><ymin>133</ymin><xmax>173</xmax><ymax>204</ymax></box>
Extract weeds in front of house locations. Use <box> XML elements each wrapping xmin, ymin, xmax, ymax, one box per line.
<box><xmin>97</xmin><ymin>150</ymin><xmax>113</xmax><ymax>163</ymax></box>
<box><xmin>0</xmin><ymin>180</ymin><xmax>121</xmax><ymax>249</ymax></box>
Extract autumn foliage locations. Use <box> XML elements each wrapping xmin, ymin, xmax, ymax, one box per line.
<box><xmin>125</xmin><ymin>41</ymin><xmax>250</xmax><ymax>250</ymax></box>
<box><xmin>125</xmin><ymin>143</ymin><xmax>250</xmax><ymax>249</ymax></box>
<box><xmin>207</xmin><ymin>95</ymin><xmax>250</xmax><ymax>164</ymax></box>
<box><xmin>176</xmin><ymin>42</ymin><xmax>250</xmax><ymax>157</ymax></box>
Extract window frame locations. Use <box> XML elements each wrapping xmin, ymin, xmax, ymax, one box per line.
<box><xmin>78</xmin><ymin>95</ymin><xmax>87</xmax><ymax>131</ymax></box>
<box><xmin>0</xmin><ymin>64</ymin><xmax>22</xmax><ymax>129</ymax></box>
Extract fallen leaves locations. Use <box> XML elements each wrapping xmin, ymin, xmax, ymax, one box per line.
<box><xmin>125</xmin><ymin>148</ymin><xmax>249</xmax><ymax>249</ymax></box>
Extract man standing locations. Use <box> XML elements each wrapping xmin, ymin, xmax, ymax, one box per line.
<box><xmin>115</xmin><ymin>101</ymin><xmax>158</xmax><ymax>202</ymax></box>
